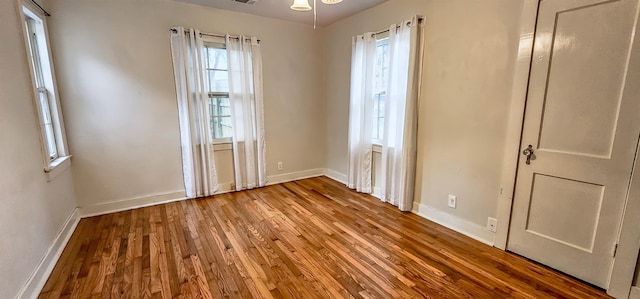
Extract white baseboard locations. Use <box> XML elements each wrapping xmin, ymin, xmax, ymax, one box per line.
<box><xmin>78</xmin><ymin>169</ymin><xmax>330</xmax><ymax>218</ymax></box>
<box><xmin>79</xmin><ymin>191</ymin><xmax>187</xmax><ymax>218</ymax></box>
<box><xmin>16</xmin><ymin>208</ymin><xmax>80</xmax><ymax>299</ymax></box>
<box><xmin>412</xmin><ymin>202</ymin><xmax>496</xmax><ymax>246</ymax></box>
<box><xmin>323</xmin><ymin>168</ymin><xmax>347</xmax><ymax>184</ymax></box>
<box><xmin>320</xmin><ymin>171</ymin><xmax>495</xmax><ymax>246</ymax></box>
<box><xmin>267</xmin><ymin>168</ymin><xmax>325</xmax><ymax>186</ymax></box>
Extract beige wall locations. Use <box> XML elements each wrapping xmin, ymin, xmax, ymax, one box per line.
<box><xmin>324</xmin><ymin>0</ymin><xmax>524</xmax><ymax>231</ymax></box>
<box><xmin>46</xmin><ymin>0</ymin><xmax>326</xmax><ymax>208</ymax></box>
<box><xmin>6</xmin><ymin>0</ymin><xmax>636</xmax><ymax>295</ymax></box>
<box><xmin>0</xmin><ymin>0</ymin><xmax>77</xmax><ymax>298</ymax></box>
<box><xmin>45</xmin><ymin>0</ymin><xmax>524</xmax><ymax>229</ymax></box>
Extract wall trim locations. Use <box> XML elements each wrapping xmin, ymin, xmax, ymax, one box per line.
<box><xmin>321</xmin><ymin>171</ymin><xmax>497</xmax><ymax>246</ymax></box>
<box><xmin>412</xmin><ymin>202</ymin><xmax>496</xmax><ymax>246</ymax></box>
<box><xmin>79</xmin><ymin>191</ymin><xmax>187</xmax><ymax>218</ymax></box>
<box><xmin>609</xmin><ymin>132</ymin><xmax>640</xmax><ymax>296</ymax></box>
<box><xmin>79</xmin><ymin>169</ymin><xmax>330</xmax><ymax>218</ymax></box>
<box><xmin>324</xmin><ymin>168</ymin><xmax>347</xmax><ymax>184</ymax></box>
<box><xmin>267</xmin><ymin>168</ymin><xmax>325</xmax><ymax>186</ymax></box>
<box><xmin>606</xmin><ymin>1</ymin><xmax>640</xmax><ymax>295</ymax></box>
<box><xmin>16</xmin><ymin>208</ymin><xmax>80</xmax><ymax>299</ymax></box>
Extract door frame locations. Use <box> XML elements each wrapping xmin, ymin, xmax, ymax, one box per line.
<box><xmin>494</xmin><ymin>0</ymin><xmax>539</xmax><ymax>250</ymax></box>
<box><xmin>495</xmin><ymin>0</ymin><xmax>640</xmax><ymax>296</ymax></box>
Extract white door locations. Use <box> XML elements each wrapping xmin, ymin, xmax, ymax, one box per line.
<box><xmin>508</xmin><ymin>0</ymin><xmax>640</xmax><ymax>288</ymax></box>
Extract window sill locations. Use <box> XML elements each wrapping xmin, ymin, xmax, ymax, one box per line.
<box><xmin>44</xmin><ymin>155</ymin><xmax>71</xmax><ymax>182</ymax></box>
<box><xmin>212</xmin><ymin>142</ymin><xmax>232</xmax><ymax>151</ymax></box>
<box><xmin>372</xmin><ymin>144</ymin><xmax>382</xmax><ymax>154</ymax></box>
<box><xmin>197</xmin><ymin>141</ymin><xmax>233</xmax><ymax>151</ymax></box>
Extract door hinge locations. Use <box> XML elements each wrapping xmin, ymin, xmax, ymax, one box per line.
<box><xmin>613</xmin><ymin>243</ymin><xmax>619</xmax><ymax>257</ymax></box>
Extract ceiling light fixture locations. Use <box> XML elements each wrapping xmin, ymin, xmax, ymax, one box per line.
<box><xmin>291</xmin><ymin>0</ymin><xmax>343</xmax><ymax>29</ymax></box>
<box><xmin>290</xmin><ymin>0</ymin><xmax>312</xmax><ymax>11</ymax></box>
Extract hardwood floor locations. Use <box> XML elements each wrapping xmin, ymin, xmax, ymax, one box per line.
<box><xmin>40</xmin><ymin>176</ymin><xmax>610</xmax><ymax>298</ymax></box>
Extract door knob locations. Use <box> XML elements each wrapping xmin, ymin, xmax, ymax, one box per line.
<box><xmin>522</xmin><ymin>145</ymin><xmax>534</xmax><ymax>165</ymax></box>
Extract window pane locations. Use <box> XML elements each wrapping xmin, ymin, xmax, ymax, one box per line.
<box><xmin>208</xmin><ymin>70</ymin><xmax>229</xmax><ymax>92</ymax></box>
<box><xmin>375</xmin><ymin>49</ymin><xmax>383</xmax><ymax>91</ymax></box>
<box><xmin>378</xmin><ymin>93</ymin><xmax>385</xmax><ymax>118</ymax></box>
<box><xmin>44</xmin><ymin>123</ymin><xmax>57</xmax><ymax>160</ymax></box>
<box><xmin>374</xmin><ymin>39</ymin><xmax>389</xmax><ymax>92</ymax></box>
<box><xmin>208</xmin><ymin>97</ymin><xmax>232</xmax><ymax>140</ymax></box>
<box><xmin>373</xmin><ymin>38</ymin><xmax>389</xmax><ymax>141</ymax></box>
<box><xmin>218</xmin><ymin>116</ymin><xmax>233</xmax><ymax>138</ymax></box>
<box><xmin>204</xmin><ymin>44</ymin><xmax>231</xmax><ymax>141</ymax></box>
<box><xmin>210</xmin><ymin>116</ymin><xmax>233</xmax><ymax>139</ymax></box>
<box><xmin>207</xmin><ymin>47</ymin><xmax>228</xmax><ymax>70</ymax></box>
<box><xmin>211</xmin><ymin>116</ymin><xmax>220</xmax><ymax>139</ymax></box>
<box><xmin>210</xmin><ymin>97</ymin><xmax>231</xmax><ymax>117</ymax></box>
<box><xmin>216</xmin><ymin>97</ymin><xmax>231</xmax><ymax>116</ymax></box>
<box><xmin>38</xmin><ymin>90</ymin><xmax>57</xmax><ymax>159</ymax></box>
<box><xmin>373</xmin><ymin>92</ymin><xmax>385</xmax><ymax>140</ymax></box>
<box><xmin>26</xmin><ymin>18</ymin><xmax>46</xmax><ymax>88</ymax></box>
<box><xmin>377</xmin><ymin>117</ymin><xmax>384</xmax><ymax>140</ymax></box>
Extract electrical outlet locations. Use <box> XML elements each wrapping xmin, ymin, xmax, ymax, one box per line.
<box><xmin>487</xmin><ymin>217</ymin><xmax>497</xmax><ymax>232</ymax></box>
<box><xmin>448</xmin><ymin>195</ymin><xmax>456</xmax><ymax>208</ymax></box>
<box><xmin>277</xmin><ymin>162</ymin><xmax>283</xmax><ymax>171</ymax></box>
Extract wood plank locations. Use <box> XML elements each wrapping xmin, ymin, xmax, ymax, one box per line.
<box><xmin>40</xmin><ymin>177</ymin><xmax>612</xmax><ymax>298</ymax></box>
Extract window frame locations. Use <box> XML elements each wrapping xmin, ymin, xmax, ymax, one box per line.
<box><xmin>373</xmin><ymin>37</ymin><xmax>390</xmax><ymax>145</ymax></box>
<box><xmin>208</xmin><ymin>92</ymin><xmax>232</xmax><ymax>144</ymax></box>
<box><xmin>203</xmin><ymin>40</ymin><xmax>233</xmax><ymax>144</ymax></box>
<box><xmin>19</xmin><ymin>0</ymin><xmax>71</xmax><ymax>180</ymax></box>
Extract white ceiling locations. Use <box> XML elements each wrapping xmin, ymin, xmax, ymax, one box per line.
<box><xmin>173</xmin><ymin>0</ymin><xmax>389</xmax><ymax>26</ymax></box>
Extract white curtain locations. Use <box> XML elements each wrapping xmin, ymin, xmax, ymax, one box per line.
<box><xmin>347</xmin><ymin>17</ymin><xmax>424</xmax><ymax>211</ymax></box>
<box><xmin>380</xmin><ymin>17</ymin><xmax>424</xmax><ymax>211</ymax></box>
<box><xmin>170</xmin><ymin>27</ymin><xmax>219</xmax><ymax>199</ymax></box>
<box><xmin>226</xmin><ymin>35</ymin><xmax>267</xmax><ymax>191</ymax></box>
<box><xmin>347</xmin><ymin>33</ymin><xmax>377</xmax><ymax>193</ymax></box>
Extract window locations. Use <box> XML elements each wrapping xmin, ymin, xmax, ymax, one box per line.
<box><xmin>21</xmin><ymin>3</ymin><xmax>70</xmax><ymax>173</ymax></box>
<box><xmin>204</xmin><ymin>42</ymin><xmax>232</xmax><ymax>141</ymax></box>
<box><xmin>373</xmin><ymin>38</ymin><xmax>389</xmax><ymax>142</ymax></box>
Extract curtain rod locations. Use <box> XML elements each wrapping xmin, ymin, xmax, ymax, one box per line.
<box><xmin>30</xmin><ymin>0</ymin><xmax>51</xmax><ymax>16</ymax></box>
<box><xmin>372</xmin><ymin>16</ymin><xmax>424</xmax><ymax>37</ymax></box>
<box><xmin>170</xmin><ymin>28</ymin><xmax>261</xmax><ymax>43</ymax></box>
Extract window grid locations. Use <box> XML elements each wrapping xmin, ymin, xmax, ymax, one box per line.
<box><xmin>373</xmin><ymin>38</ymin><xmax>390</xmax><ymax>141</ymax></box>
<box><xmin>373</xmin><ymin>92</ymin><xmax>386</xmax><ymax>141</ymax></box>
<box><xmin>208</xmin><ymin>96</ymin><xmax>232</xmax><ymax>140</ymax></box>
<box><xmin>205</xmin><ymin>43</ymin><xmax>232</xmax><ymax>141</ymax></box>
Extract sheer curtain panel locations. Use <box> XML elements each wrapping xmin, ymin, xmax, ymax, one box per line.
<box><xmin>347</xmin><ymin>17</ymin><xmax>424</xmax><ymax>211</ymax></box>
<box><xmin>170</xmin><ymin>27</ymin><xmax>219</xmax><ymax>198</ymax></box>
<box><xmin>226</xmin><ymin>35</ymin><xmax>267</xmax><ymax>191</ymax></box>
<box><xmin>380</xmin><ymin>17</ymin><xmax>424</xmax><ymax>211</ymax></box>
<box><xmin>347</xmin><ymin>34</ymin><xmax>377</xmax><ymax>193</ymax></box>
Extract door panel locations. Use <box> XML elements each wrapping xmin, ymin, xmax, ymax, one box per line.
<box><xmin>508</xmin><ymin>0</ymin><xmax>640</xmax><ymax>288</ymax></box>
<box><xmin>526</xmin><ymin>174</ymin><xmax>604</xmax><ymax>252</ymax></box>
<box><xmin>539</xmin><ymin>1</ymin><xmax>631</xmax><ymax>158</ymax></box>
